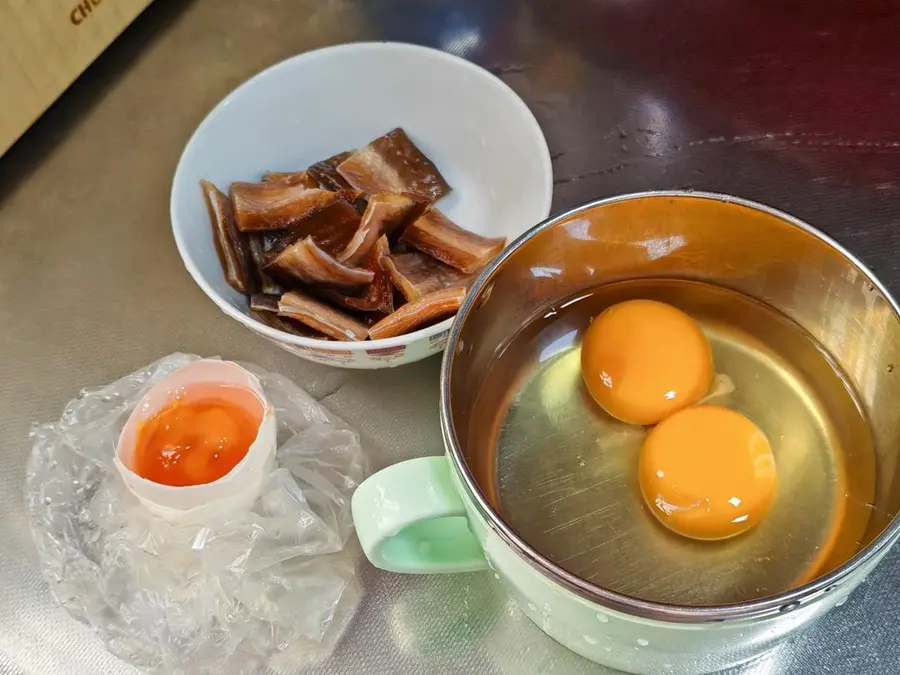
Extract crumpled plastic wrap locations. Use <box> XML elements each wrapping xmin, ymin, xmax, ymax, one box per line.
<box><xmin>25</xmin><ymin>353</ymin><xmax>368</xmax><ymax>675</ymax></box>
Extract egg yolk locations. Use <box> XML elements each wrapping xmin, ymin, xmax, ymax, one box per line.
<box><xmin>581</xmin><ymin>299</ymin><xmax>714</xmax><ymax>425</ymax></box>
<box><xmin>638</xmin><ymin>405</ymin><xmax>777</xmax><ymax>541</ymax></box>
<box><xmin>133</xmin><ymin>389</ymin><xmax>260</xmax><ymax>487</ymax></box>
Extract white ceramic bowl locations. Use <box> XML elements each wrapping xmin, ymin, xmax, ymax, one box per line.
<box><xmin>171</xmin><ymin>42</ymin><xmax>553</xmax><ymax>369</ymax></box>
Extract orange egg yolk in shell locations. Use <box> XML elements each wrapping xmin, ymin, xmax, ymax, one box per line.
<box><xmin>133</xmin><ymin>388</ymin><xmax>260</xmax><ymax>487</ymax></box>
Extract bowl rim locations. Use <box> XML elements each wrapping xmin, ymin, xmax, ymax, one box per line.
<box><xmin>170</xmin><ymin>41</ymin><xmax>553</xmax><ymax>352</ymax></box>
<box><xmin>442</xmin><ymin>189</ymin><xmax>900</xmax><ymax>622</ymax></box>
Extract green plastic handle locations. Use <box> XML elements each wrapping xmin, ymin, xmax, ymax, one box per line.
<box><xmin>351</xmin><ymin>455</ymin><xmax>488</xmax><ymax>573</ymax></box>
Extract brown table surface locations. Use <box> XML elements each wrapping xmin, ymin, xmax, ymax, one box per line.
<box><xmin>2</xmin><ymin>1</ymin><xmax>899</xmax><ymax>673</ymax></box>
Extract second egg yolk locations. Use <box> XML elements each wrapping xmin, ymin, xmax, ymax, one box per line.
<box><xmin>581</xmin><ymin>299</ymin><xmax>714</xmax><ymax>425</ymax></box>
<box><xmin>638</xmin><ymin>405</ymin><xmax>777</xmax><ymax>541</ymax></box>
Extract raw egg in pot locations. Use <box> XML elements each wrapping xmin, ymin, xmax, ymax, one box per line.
<box><xmin>133</xmin><ymin>384</ymin><xmax>263</xmax><ymax>487</ymax></box>
<box><xmin>638</xmin><ymin>405</ymin><xmax>777</xmax><ymax>540</ymax></box>
<box><xmin>581</xmin><ymin>299</ymin><xmax>713</xmax><ymax>425</ymax></box>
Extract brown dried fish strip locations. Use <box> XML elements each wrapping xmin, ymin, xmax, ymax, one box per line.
<box><xmin>327</xmin><ymin>236</ymin><xmax>395</xmax><ymax>314</ymax></box>
<box><xmin>337</xmin><ymin>128</ymin><xmax>451</xmax><ymax>202</ymax></box>
<box><xmin>262</xmin><ymin>170</ymin><xmax>319</xmax><ymax>188</ymax></box>
<box><xmin>265</xmin><ymin>237</ymin><xmax>374</xmax><ymax>291</ymax></box>
<box><xmin>279</xmin><ymin>290</ymin><xmax>369</xmax><ymax>341</ymax></box>
<box><xmin>249</xmin><ymin>293</ymin><xmax>280</xmax><ymax>313</ymax></box>
<box><xmin>274</xmin><ymin>198</ymin><xmax>362</xmax><ymax>258</ymax></box>
<box><xmin>383</xmin><ymin>251</ymin><xmax>472</xmax><ymax>302</ymax></box>
<box><xmin>250</xmin><ymin>308</ymin><xmax>325</xmax><ymax>338</ymax></box>
<box><xmin>338</xmin><ymin>193</ymin><xmax>421</xmax><ymax>266</ymax></box>
<box><xmin>248</xmin><ymin>234</ymin><xmax>284</xmax><ymax>295</ymax></box>
<box><xmin>400</xmin><ymin>209</ymin><xmax>506</xmax><ymax>274</ymax></box>
<box><xmin>200</xmin><ymin>180</ymin><xmax>254</xmax><ymax>294</ymax></box>
<box><xmin>231</xmin><ymin>181</ymin><xmax>347</xmax><ymax>231</ymax></box>
<box><xmin>368</xmin><ymin>286</ymin><xmax>466</xmax><ymax>340</ymax></box>
<box><xmin>308</xmin><ymin>151</ymin><xmax>353</xmax><ymax>190</ymax></box>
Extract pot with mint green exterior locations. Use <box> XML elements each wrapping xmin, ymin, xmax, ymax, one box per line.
<box><xmin>351</xmin><ymin>192</ymin><xmax>900</xmax><ymax>674</ymax></box>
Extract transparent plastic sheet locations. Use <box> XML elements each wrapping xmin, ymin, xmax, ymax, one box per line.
<box><xmin>25</xmin><ymin>353</ymin><xmax>368</xmax><ymax>675</ymax></box>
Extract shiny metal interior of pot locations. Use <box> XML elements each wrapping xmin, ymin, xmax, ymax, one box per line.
<box><xmin>445</xmin><ymin>192</ymin><xmax>900</xmax><ymax>612</ymax></box>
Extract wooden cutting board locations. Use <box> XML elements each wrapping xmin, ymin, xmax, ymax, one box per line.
<box><xmin>0</xmin><ymin>0</ymin><xmax>154</xmax><ymax>157</ymax></box>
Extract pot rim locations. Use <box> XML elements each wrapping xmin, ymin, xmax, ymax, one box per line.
<box><xmin>440</xmin><ymin>190</ymin><xmax>900</xmax><ymax>623</ymax></box>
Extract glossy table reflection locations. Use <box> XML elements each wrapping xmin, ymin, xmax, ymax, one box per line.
<box><xmin>1</xmin><ymin>1</ymin><xmax>898</xmax><ymax>673</ymax></box>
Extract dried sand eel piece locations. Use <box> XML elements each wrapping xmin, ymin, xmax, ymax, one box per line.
<box><xmin>281</xmin><ymin>198</ymin><xmax>362</xmax><ymax>257</ymax></box>
<box><xmin>308</xmin><ymin>151</ymin><xmax>353</xmax><ymax>190</ymax></box>
<box><xmin>383</xmin><ymin>251</ymin><xmax>472</xmax><ymax>302</ymax></box>
<box><xmin>250</xmin><ymin>308</ymin><xmax>324</xmax><ymax>338</ymax></box>
<box><xmin>338</xmin><ymin>193</ymin><xmax>421</xmax><ymax>266</ymax></box>
<box><xmin>327</xmin><ymin>236</ymin><xmax>395</xmax><ymax>314</ymax></box>
<box><xmin>249</xmin><ymin>294</ymin><xmax>280</xmax><ymax>313</ymax></box>
<box><xmin>250</xmin><ymin>293</ymin><xmax>322</xmax><ymax>336</ymax></box>
<box><xmin>200</xmin><ymin>180</ymin><xmax>254</xmax><ymax>294</ymax></box>
<box><xmin>259</xmin><ymin>199</ymin><xmax>361</xmax><ymax>265</ymax></box>
<box><xmin>368</xmin><ymin>286</ymin><xmax>467</xmax><ymax>340</ymax></box>
<box><xmin>265</xmin><ymin>237</ymin><xmax>374</xmax><ymax>291</ymax></box>
<box><xmin>262</xmin><ymin>170</ymin><xmax>319</xmax><ymax>188</ymax></box>
<box><xmin>400</xmin><ymin>209</ymin><xmax>506</xmax><ymax>274</ymax></box>
<box><xmin>337</xmin><ymin>128</ymin><xmax>451</xmax><ymax>203</ymax></box>
<box><xmin>248</xmin><ymin>233</ymin><xmax>284</xmax><ymax>295</ymax></box>
<box><xmin>231</xmin><ymin>181</ymin><xmax>349</xmax><ymax>232</ymax></box>
<box><xmin>279</xmin><ymin>290</ymin><xmax>369</xmax><ymax>341</ymax></box>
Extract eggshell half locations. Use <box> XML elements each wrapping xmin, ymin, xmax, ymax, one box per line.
<box><xmin>114</xmin><ymin>359</ymin><xmax>277</xmax><ymax>522</ymax></box>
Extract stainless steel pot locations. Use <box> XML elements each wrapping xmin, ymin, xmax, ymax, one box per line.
<box><xmin>353</xmin><ymin>192</ymin><xmax>900</xmax><ymax>674</ymax></box>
